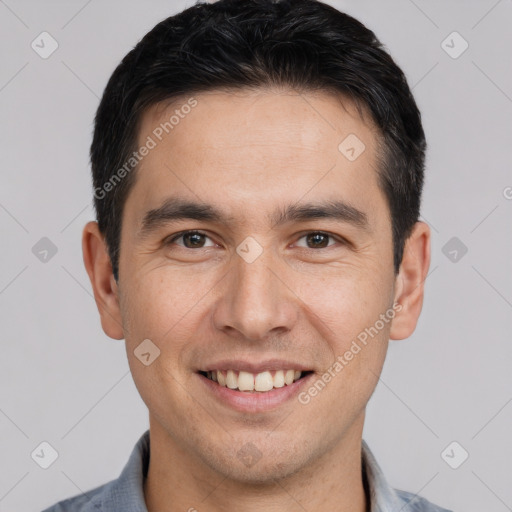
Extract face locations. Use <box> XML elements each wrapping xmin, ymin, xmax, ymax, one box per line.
<box><xmin>87</xmin><ymin>88</ymin><xmax>423</xmax><ymax>484</ymax></box>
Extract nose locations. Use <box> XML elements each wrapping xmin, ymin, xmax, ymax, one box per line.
<box><xmin>212</xmin><ymin>247</ymin><xmax>299</xmax><ymax>342</ymax></box>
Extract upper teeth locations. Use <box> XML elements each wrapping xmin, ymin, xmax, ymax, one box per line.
<box><xmin>206</xmin><ymin>370</ymin><xmax>303</xmax><ymax>392</ymax></box>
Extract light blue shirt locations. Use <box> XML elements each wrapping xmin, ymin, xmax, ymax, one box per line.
<box><xmin>42</xmin><ymin>430</ymin><xmax>452</xmax><ymax>511</ymax></box>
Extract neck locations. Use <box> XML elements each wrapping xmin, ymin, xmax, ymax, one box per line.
<box><xmin>143</xmin><ymin>414</ymin><xmax>368</xmax><ymax>512</ymax></box>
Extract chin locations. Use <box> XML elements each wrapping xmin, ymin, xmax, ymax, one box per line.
<box><xmin>201</xmin><ymin>439</ymin><xmax>310</xmax><ymax>485</ymax></box>
<box><xmin>217</xmin><ymin>459</ymin><xmax>303</xmax><ymax>485</ymax></box>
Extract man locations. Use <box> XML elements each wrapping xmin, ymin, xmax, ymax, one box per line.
<box><xmin>43</xmin><ymin>0</ymin><xmax>452</xmax><ymax>510</ymax></box>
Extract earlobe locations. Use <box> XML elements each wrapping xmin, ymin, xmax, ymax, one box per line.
<box><xmin>389</xmin><ymin>221</ymin><xmax>431</xmax><ymax>341</ymax></box>
<box><xmin>82</xmin><ymin>221</ymin><xmax>125</xmax><ymax>340</ymax></box>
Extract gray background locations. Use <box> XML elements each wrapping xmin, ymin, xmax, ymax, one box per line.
<box><xmin>1</xmin><ymin>0</ymin><xmax>511</xmax><ymax>511</ymax></box>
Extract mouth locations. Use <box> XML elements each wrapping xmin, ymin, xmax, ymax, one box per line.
<box><xmin>195</xmin><ymin>357</ymin><xmax>317</xmax><ymax>413</ymax></box>
<box><xmin>198</xmin><ymin>369</ymin><xmax>313</xmax><ymax>393</ymax></box>
<box><xmin>196</xmin><ymin>367</ymin><xmax>315</xmax><ymax>413</ymax></box>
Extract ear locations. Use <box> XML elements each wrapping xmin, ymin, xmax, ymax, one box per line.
<box><xmin>389</xmin><ymin>221</ymin><xmax>431</xmax><ymax>340</ymax></box>
<box><xmin>82</xmin><ymin>221</ymin><xmax>124</xmax><ymax>340</ymax></box>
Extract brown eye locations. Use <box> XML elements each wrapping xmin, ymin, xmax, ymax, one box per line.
<box><xmin>168</xmin><ymin>230</ymin><xmax>215</xmax><ymax>248</ymax></box>
<box><xmin>296</xmin><ymin>231</ymin><xmax>337</xmax><ymax>249</ymax></box>
<box><xmin>307</xmin><ymin>232</ymin><xmax>329</xmax><ymax>248</ymax></box>
<box><xmin>183</xmin><ymin>232</ymin><xmax>205</xmax><ymax>247</ymax></box>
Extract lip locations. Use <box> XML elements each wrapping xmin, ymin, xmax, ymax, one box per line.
<box><xmin>198</xmin><ymin>358</ymin><xmax>313</xmax><ymax>374</ymax></box>
<box><xmin>197</xmin><ymin>371</ymin><xmax>315</xmax><ymax>413</ymax></box>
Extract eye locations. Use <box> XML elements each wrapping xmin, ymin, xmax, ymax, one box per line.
<box><xmin>166</xmin><ymin>230</ymin><xmax>216</xmax><ymax>249</ymax></box>
<box><xmin>295</xmin><ymin>231</ymin><xmax>339</xmax><ymax>249</ymax></box>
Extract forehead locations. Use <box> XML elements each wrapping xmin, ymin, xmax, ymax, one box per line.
<box><xmin>141</xmin><ymin>88</ymin><xmax>378</xmax><ymax>156</ymax></box>
<box><xmin>127</xmin><ymin>87</ymin><xmax>387</xmax><ymax>228</ymax></box>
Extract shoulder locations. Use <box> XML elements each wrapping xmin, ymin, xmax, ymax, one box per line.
<box><xmin>41</xmin><ymin>430</ymin><xmax>150</xmax><ymax>512</ymax></box>
<box><xmin>395</xmin><ymin>488</ymin><xmax>454</xmax><ymax>512</ymax></box>
<box><xmin>41</xmin><ymin>480</ymin><xmax>111</xmax><ymax>512</ymax></box>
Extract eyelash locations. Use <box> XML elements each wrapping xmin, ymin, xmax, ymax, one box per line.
<box><xmin>166</xmin><ymin>230</ymin><xmax>344</xmax><ymax>250</ymax></box>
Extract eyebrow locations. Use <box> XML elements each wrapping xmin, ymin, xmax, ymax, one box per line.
<box><xmin>137</xmin><ymin>197</ymin><xmax>370</xmax><ymax>240</ymax></box>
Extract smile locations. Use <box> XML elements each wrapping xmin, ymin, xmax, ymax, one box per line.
<box><xmin>199</xmin><ymin>369</ymin><xmax>311</xmax><ymax>392</ymax></box>
<box><xmin>197</xmin><ymin>367</ymin><xmax>315</xmax><ymax>413</ymax></box>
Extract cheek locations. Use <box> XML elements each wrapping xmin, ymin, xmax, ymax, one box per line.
<box><xmin>119</xmin><ymin>268</ymin><xmax>219</xmax><ymax>408</ymax></box>
<box><xmin>293</xmin><ymin>261</ymin><xmax>392</xmax><ymax>346</ymax></box>
<box><xmin>120</xmin><ymin>273</ymin><xmax>205</xmax><ymax>418</ymax></box>
<box><xmin>298</xmin><ymin>273</ymin><xmax>392</xmax><ymax>425</ymax></box>
<box><xmin>121</xmin><ymin>268</ymin><xmax>210</xmax><ymax>345</ymax></box>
